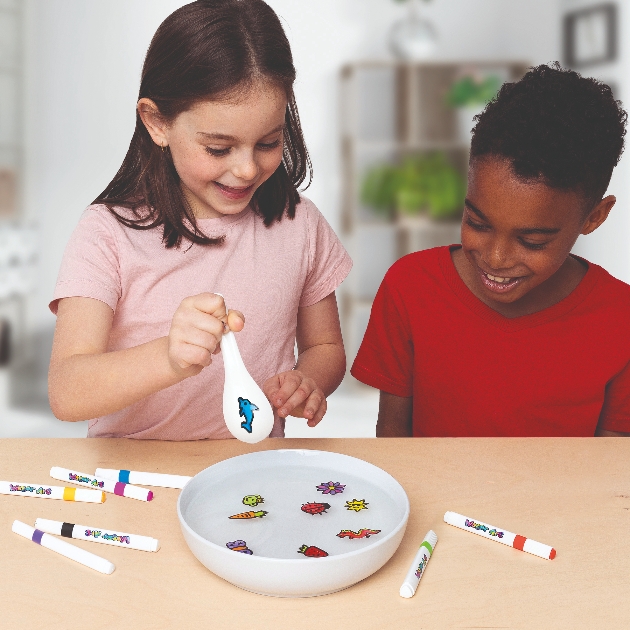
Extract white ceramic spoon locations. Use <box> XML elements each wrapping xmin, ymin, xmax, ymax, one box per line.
<box><xmin>220</xmin><ymin>330</ymin><xmax>274</xmax><ymax>444</ymax></box>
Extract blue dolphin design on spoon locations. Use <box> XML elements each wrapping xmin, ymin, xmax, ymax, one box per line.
<box><xmin>238</xmin><ymin>397</ymin><xmax>259</xmax><ymax>433</ymax></box>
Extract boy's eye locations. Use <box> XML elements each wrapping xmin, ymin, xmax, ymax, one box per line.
<box><xmin>520</xmin><ymin>239</ymin><xmax>549</xmax><ymax>251</ymax></box>
<box><xmin>464</xmin><ymin>216</ymin><xmax>489</xmax><ymax>231</ymax></box>
<box><xmin>257</xmin><ymin>139</ymin><xmax>281</xmax><ymax>151</ymax></box>
<box><xmin>205</xmin><ymin>146</ymin><xmax>231</xmax><ymax>157</ymax></box>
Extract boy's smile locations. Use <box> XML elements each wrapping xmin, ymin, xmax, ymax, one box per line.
<box><xmin>452</xmin><ymin>156</ymin><xmax>615</xmax><ymax>318</ymax></box>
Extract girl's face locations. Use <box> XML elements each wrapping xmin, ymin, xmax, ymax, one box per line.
<box><xmin>455</xmin><ymin>156</ymin><xmax>613</xmax><ymax>316</ymax></box>
<box><xmin>153</xmin><ymin>83</ymin><xmax>287</xmax><ymax>219</ymax></box>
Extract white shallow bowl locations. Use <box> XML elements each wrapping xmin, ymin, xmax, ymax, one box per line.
<box><xmin>177</xmin><ymin>449</ymin><xmax>409</xmax><ymax>597</ymax></box>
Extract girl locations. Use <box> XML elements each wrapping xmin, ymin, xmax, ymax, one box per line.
<box><xmin>48</xmin><ymin>0</ymin><xmax>352</xmax><ymax>440</ymax></box>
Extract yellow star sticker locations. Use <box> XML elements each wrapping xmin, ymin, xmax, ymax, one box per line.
<box><xmin>344</xmin><ymin>498</ymin><xmax>369</xmax><ymax>512</ymax></box>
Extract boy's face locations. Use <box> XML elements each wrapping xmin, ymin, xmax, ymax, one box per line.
<box><xmin>457</xmin><ymin>156</ymin><xmax>611</xmax><ymax>315</ymax></box>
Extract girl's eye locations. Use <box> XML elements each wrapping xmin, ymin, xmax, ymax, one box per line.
<box><xmin>205</xmin><ymin>147</ymin><xmax>231</xmax><ymax>157</ymax></box>
<box><xmin>520</xmin><ymin>240</ymin><xmax>549</xmax><ymax>251</ymax></box>
<box><xmin>257</xmin><ymin>139</ymin><xmax>281</xmax><ymax>151</ymax></box>
<box><xmin>464</xmin><ymin>216</ymin><xmax>489</xmax><ymax>231</ymax></box>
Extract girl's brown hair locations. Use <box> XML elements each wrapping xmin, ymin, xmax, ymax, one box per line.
<box><xmin>94</xmin><ymin>0</ymin><xmax>312</xmax><ymax>248</ymax></box>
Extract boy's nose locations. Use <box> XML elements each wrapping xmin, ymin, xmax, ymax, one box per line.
<box><xmin>485</xmin><ymin>239</ymin><xmax>513</xmax><ymax>271</ymax></box>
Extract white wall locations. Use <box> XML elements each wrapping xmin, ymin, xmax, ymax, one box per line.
<box><xmin>561</xmin><ymin>0</ymin><xmax>630</xmax><ymax>282</ymax></box>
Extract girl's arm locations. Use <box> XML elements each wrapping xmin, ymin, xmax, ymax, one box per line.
<box><xmin>376</xmin><ymin>392</ymin><xmax>413</xmax><ymax>437</ymax></box>
<box><xmin>263</xmin><ymin>292</ymin><xmax>345</xmax><ymax>427</ymax></box>
<box><xmin>49</xmin><ymin>294</ymin><xmax>242</xmax><ymax>421</ymax></box>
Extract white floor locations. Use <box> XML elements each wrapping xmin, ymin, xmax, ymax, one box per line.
<box><xmin>0</xmin><ymin>380</ymin><xmax>378</xmax><ymax>439</ymax></box>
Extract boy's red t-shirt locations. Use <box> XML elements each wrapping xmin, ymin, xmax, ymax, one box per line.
<box><xmin>351</xmin><ymin>246</ymin><xmax>630</xmax><ymax>437</ymax></box>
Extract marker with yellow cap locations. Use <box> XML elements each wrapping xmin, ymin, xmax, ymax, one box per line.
<box><xmin>0</xmin><ymin>481</ymin><xmax>105</xmax><ymax>503</ymax></box>
<box><xmin>50</xmin><ymin>467</ymin><xmax>153</xmax><ymax>502</ymax></box>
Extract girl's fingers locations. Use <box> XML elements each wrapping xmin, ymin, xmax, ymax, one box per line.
<box><xmin>307</xmin><ymin>398</ymin><xmax>327</xmax><ymax>427</ymax></box>
<box><xmin>273</xmin><ymin>375</ymin><xmax>309</xmax><ymax>417</ymax></box>
<box><xmin>189</xmin><ymin>293</ymin><xmax>227</xmax><ymax>319</ymax></box>
<box><xmin>301</xmin><ymin>390</ymin><xmax>325</xmax><ymax>421</ymax></box>
<box><xmin>279</xmin><ymin>383</ymin><xmax>318</xmax><ymax>418</ymax></box>
<box><xmin>171</xmin><ymin>341</ymin><xmax>213</xmax><ymax>369</ymax></box>
<box><xmin>226</xmin><ymin>309</ymin><xmax>245</xmax><ymax>332</ymax></box>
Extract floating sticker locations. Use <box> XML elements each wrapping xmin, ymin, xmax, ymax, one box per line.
<box><xmin>345</xmin><ymin>499</ymin><xmax>369</xmax><ymax>512</ymax></box>
<box><xmin>226</xmin><ymin>540</ymin><xmax>253</xmax><ymax>554</ymax></box>
<box><xmin>301</xmin><ymin>502</ymin><xmax>331</xmax><ymax>515</ymax></box>
<box><xmin>316</xmin><ymin>481</ymin><xmax>346</xmax><ymax>495</ymax></box>
<box><xmin>336</xmin><ymin>528</ymin><xmax>381</xmax><ymax>539</ymax></box>
<box><xmin>242</xmin><ymin>494</ymin><xmax>264</xmax><ymax>507</ymax></box>
<box><xmin>238</xmin><ymin>397</ymin><xmax>259</xmax><ymax>433</ymax></box>
<box><xmin>297</xmin><ymin>544</ymin><xmax>328</xmax><ymax>558</ymax></box>
<box><xmin>228</xmin><ymin>510</ymin><xmax>268</xmax><ymax>519</ymax></box>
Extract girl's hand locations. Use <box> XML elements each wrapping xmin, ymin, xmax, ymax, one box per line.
<box><xmin>263</xmin><ymin>370</ymin><xmax>327</xmax><ymax>427</ymax></box>
<box><xmin>168</xmin><ymin>293</ymin><xmax>244</xmax><ymax>376</ymax></box>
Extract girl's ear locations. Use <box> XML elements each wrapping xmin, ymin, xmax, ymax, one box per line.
<box><xmin>137</xmin><ymin>98</ymin><xmax>169</xmax><ymax>148</ymax></box>
<box><xmin>581</xmin><ymin>195</ymin><xmax>616</xmax><ymax>235</ymax></box>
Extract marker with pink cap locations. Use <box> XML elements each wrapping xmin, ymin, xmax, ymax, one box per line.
<box><xmin>49</xmin><ymin>467</ymin><xmax>153</xmax><ymax>502</ymax></box>
<box><xmin>444</xmin><ymin>511</ymin><xmax>556</xmax><ymax>560</ymax></box>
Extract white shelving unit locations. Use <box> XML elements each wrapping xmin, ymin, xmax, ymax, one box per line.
<box><xmin>339</xmin><ymin>60</ymin><xmax>527</xmax><ymax>369</ymax></box>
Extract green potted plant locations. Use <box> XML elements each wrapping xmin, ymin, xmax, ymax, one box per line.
<box><xmin>361</xmin><ymin>152</ymin><xmax>465</xmax><ymax>220</ymax></box>
<box><xmin>445</xmin><ymin>70</ymin><xmax>502</xmax><ymax>142</ymax></box>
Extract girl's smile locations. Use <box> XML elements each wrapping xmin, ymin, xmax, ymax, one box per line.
<box><xmin>139</xmin><ymin>82</ymin><xmax>288</xmax><ymax>219</ymax></box>
<box><xmin>452</xmin><ymin>156</ymin><xmax>615</xmax><ymax>318</ymax></box>
<box><xmin>213</xmin><ymin>182</ymin><xmax>256</xmax><ymax>201</ymax></box>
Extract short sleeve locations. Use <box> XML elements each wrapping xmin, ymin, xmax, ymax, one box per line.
<box><xmin>49</xmin><ymin>206</ymin><xmax>122</xmax><ymax>315</ymax></box>
<box><xmin>350</xmin><ymin>269</ymin><xmax>414</xmax><ymax>397</ymax></box>
<box><xmin>598</xmin><ymin>358</ymin><xmax>630</xmax><ymax>433</ymax></box>
<box><xmin>299</xmin><ymin>199</ymin><xmax>352</xmax><ymax>307</ymax></box>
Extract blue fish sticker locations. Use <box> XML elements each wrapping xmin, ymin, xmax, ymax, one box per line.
<box><xmin>238</xmin><ymin>397</ymin><xmax>259</xmax><ymax>433</ymax></box>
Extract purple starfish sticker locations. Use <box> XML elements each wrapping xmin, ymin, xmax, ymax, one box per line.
<box><xmin>316</xmin><ymin>481</ymin><xmax>345</xmax><ymax>495</ymax></box>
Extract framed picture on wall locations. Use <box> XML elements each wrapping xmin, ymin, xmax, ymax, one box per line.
<box><xmin>563</xmin><ymin>3</ymin><xmax>617</xmax><ymax>68</ymax></box>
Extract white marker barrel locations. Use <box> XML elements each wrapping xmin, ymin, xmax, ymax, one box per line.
<box><xmin>35</xmin><ymin>518</ymin><xmax>160</xmax><ymax>552</ymax></box>
<box><xmin>12</xmin><ymin>520</ymin><xmax>115</xmax><ymax>574</ymax></box>
<box><xmin>95</xmin><ymin>468</ymin><xmax>191</xmax><ymax>489</ymax></box>
<box><xmin>399</xmin><ymin>530</ymin><xmax>438</xmax><ymax>598</ymax></box>
<box><xmin>444</xmin><ymin>511</ymin><xmax>556</xmax><ymax>560</ymax></box>
<box><xmin>49</xmin><ymin>467</ymin><xmax>153</xmax><ymax>502</ymax></box>
<box><xmin>0</xmin><ymin>481</ymin><xmax>105</xmax><ymax>503</ymax></box>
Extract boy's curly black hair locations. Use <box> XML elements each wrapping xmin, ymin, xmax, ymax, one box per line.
<box><xmin>471</xmin><ymin>62</ymin><xmax>627</xmax><ymax>209</ymax></box>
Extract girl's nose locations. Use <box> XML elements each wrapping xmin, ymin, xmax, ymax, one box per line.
<box><xmin>231</xmin><ymin>151</ymin><xmax>259</xmax><ymax>182</ymax></box>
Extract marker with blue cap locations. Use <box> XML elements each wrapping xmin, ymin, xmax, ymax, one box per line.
<box><xmin>95</xmin><ymin>468</ymin><xmax>191</xmax><ymax>489</ymax></box>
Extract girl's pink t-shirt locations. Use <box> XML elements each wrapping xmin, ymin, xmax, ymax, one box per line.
<box><xmin>50</xmin><ymin>197</ymin><xmax>352</xmax><ymax>440</ymax></box>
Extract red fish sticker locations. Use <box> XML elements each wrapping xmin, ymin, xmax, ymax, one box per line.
<box><xmin>298</xmin><ymin>544</ymin><xmax>328</xmax><ymax>558</ymax></box>
<box><xmin>301</xmin><ymin>501</ymin><xmax>331</xmax><ymax>515</ymax></box>
<box><xmin>336</xmin><ymin>529</ymin><xmax>381</xmax><ymax>539</ymax></box>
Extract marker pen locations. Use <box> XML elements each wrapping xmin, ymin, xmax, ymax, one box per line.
<box><xmin>34</xmin><ymin>518</ymin><xmax>160</xmax><ymax>552</ymax></box>
<box><xmin>49</xmin><ymin>467</ymin><xmax>153</xmax><ymax>502</ymax></box>
<box><xmin>444</xmin><ymin>511</ymin><xmax>556</xmax><ymax>560</ymax></box>
<box><xmin>0</xmin><ymin>481</ymin><xmax>105</xmax><ymax>503</ymax></box>
<box><xmin>12</xmin><ymin>520</ymin><xmax>115</xmax><ymax>575</ymax></box>
<box><xmin>399</xmin><ymin>530</ymin><xmax>438</xmax><ymax>598</ymax></box>
<box><xmin>95</xmin><ymin>468</ymin><xmax>191</xmax><ymax>489</ymax></box>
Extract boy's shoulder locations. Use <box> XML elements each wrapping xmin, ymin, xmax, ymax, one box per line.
<box><xmin>384</xmin><ymin>245</ymin><xmax>450</xmax><ymax>285</ymax></box>
<box><xmin>585</xmin><ymin>259</ymin><xmax>630</xmax><ymax>309</ymax></box>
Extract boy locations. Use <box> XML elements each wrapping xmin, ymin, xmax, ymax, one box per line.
<box><xmin>351</xmin><ymin>63</ymin><xmax>630</xmax><ymax>437</ymax></box>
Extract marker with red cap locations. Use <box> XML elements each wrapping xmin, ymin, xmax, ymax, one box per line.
<box><xmin>444</xmin><ymin>511</ymin><xmax>556</xmax><ymax>560</ymax></box>
<box><xmin>50</xmin><ymin>467</ymin><xmax>153</xmax><ymax>502</ymax></box>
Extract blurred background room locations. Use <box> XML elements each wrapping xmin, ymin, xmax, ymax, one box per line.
<box><xmin>0</xmin><ymin>0</ymin><xmax>626</xmax><ymax>437</ymax></box>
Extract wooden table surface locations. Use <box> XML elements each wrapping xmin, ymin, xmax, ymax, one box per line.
<box><xmin>0</xmin><ymin>438</ymin><xmax>628</xmax><ymax>629</ymax></box>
